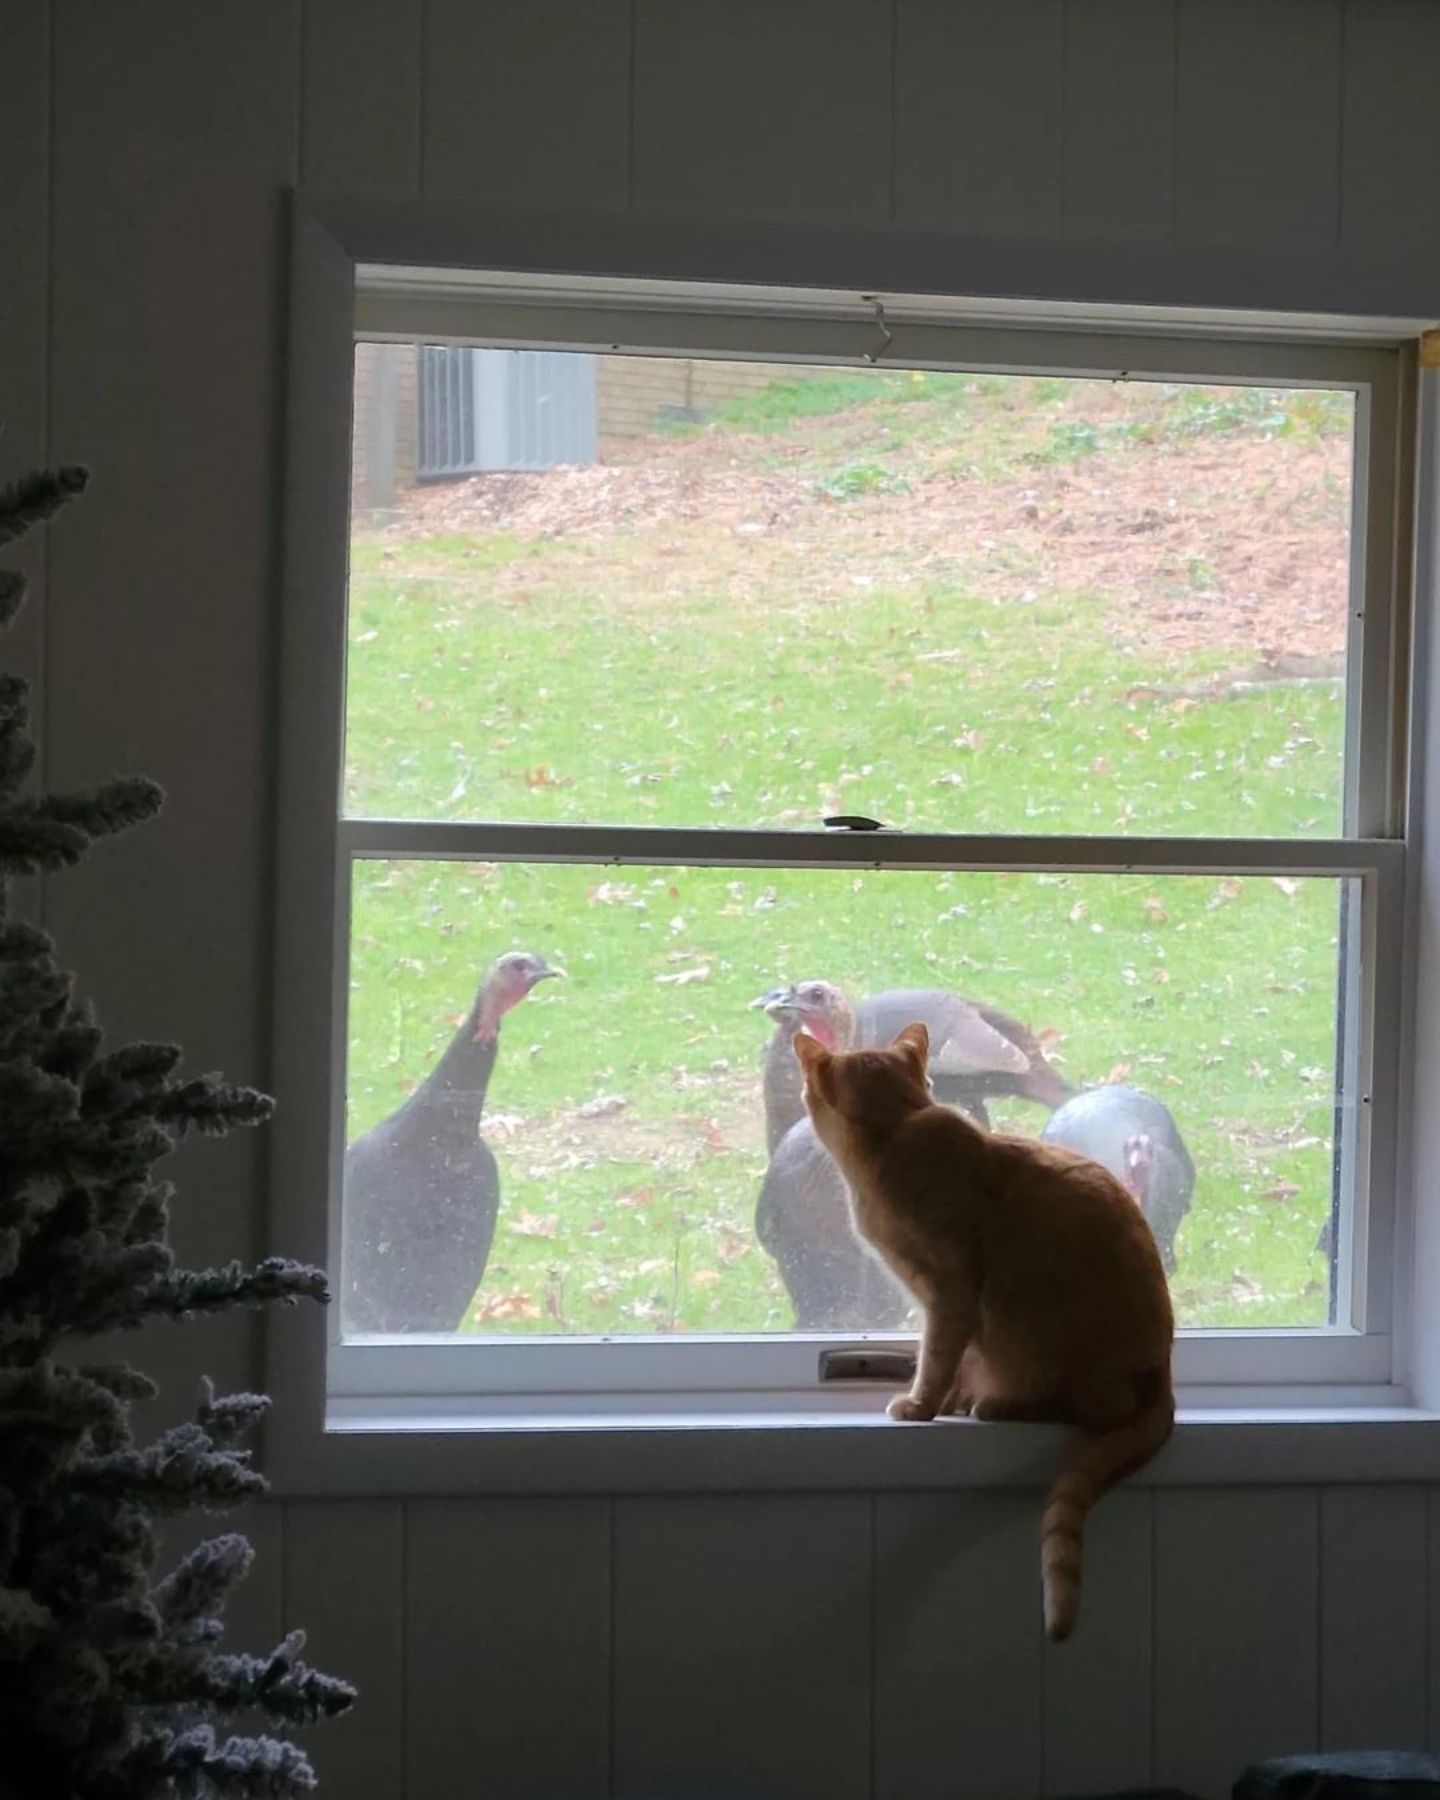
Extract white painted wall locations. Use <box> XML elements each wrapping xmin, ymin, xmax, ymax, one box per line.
<box><xmin>9</xmin><ymin>3</ymin><xmax>1440</xmax><ymax>1795</ymax></box>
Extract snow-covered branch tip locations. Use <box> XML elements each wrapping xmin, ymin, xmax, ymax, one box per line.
<box><xmin>0</xmin><ymin>465</ymin><xmax>88</xmax><ymax>549</ymax></box>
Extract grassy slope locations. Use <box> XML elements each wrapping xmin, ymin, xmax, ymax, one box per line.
<box><xmin>344</xmin><ymin>372</ymin><xmax>1350</xmax><ymax>1334</ymax></box>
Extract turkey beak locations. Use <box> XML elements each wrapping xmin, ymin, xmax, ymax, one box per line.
<box><xmin>534</xmin><ymin>964</ymin><xmax>566</xmax><ymax>983</ymax></box>
<box><xmin>754</xmin><ymin>985</ymin><xmax>796</xmax><ymax>1016</ymax></box>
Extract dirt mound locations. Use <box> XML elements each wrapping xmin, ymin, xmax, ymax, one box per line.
<box><xmin>385</xmin><ymin>418</ymin><xmax>1350</xmax><ymax>664</ymax></box>
<box><xmin>389</xmin><ymin>458</ymin><xmax>811</xmax><ymax>542</ymax></box>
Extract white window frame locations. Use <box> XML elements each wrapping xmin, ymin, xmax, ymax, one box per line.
<box><xmin>267</xmin><ymin>205</ymin><xmax>1438</xmax><ymax>1489</ymax></box>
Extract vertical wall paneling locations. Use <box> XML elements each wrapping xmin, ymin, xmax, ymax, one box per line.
<box><xmin>47</xmin><ymin>0</ymin><xmax>299</xmax><ymax>1412</ymax></box>
<box><xmin>1061</xmin><ymin>0</ymin><xmax>1176</xmax><ymax>243</ymax></box>
<box><xmin>405</xmin><ymin>1499</ymin><xmax>611</xmax><ymax>1800</ymax></box>
<box><xmin>301</xmin><ymin>0</ymin><xmax>422</xmax><ymax>195</ymax></box>
<box><xmin>1175</xmin><ymin>0</ymin><xmax>1342</xmax><ymax>251</ymax></box>
<box><xmin>1041</xmin><ymin>1489</ymin><xmax>1154</xmax><ymax>1796</ymax></box>
<box><xmin>1428</xmin><ymin>1487</ymin><xmax>1440</xmax><ymax>1752</ymax></box>
<box><xmin>1341</xmin><ymin>0</ymin><xmax>1440</xmax><ymax>256</ymax></box>
<box><xmin>632</xmin><ymin>0</ymin><xmax>892</xmax><ymax>224</ymax></box>
<box><xmin>613</xmin><ymin>1495</ymin><xmax>872</xmax><ymax>1800</ymax></box>
<box><xmin>1154</xmin><ymin>1489</ymin><xmax>1320</xmax><ymax>1798</ymax></box>
<box><xmin>283</xmin><ymin>1502</ymin><xmax>405</xmax><ymax>1800</ymax></box>
<box><xmin>0</xmin><ymin>0</ymin><xmax>52</xmax><ymax>829</ymax></box>
<box><xmin>422</xmin><ymin>0</ymin><xmax>632</xmax><ymax>211</ymax></box>
<box><xmin>1320</xmin><ymin>1487</ymin><xmax>1427</xmax><ymax>1750</ymax></box>
<box><xmin>893</xmin><ymin>1</ymin><xmax>1064</xmax><ymax>238</ymax></box>
<box><xmin>873</xmin><ymin>1491</ymin><xmax>1042</xmax><ymax>1800</ymax></box>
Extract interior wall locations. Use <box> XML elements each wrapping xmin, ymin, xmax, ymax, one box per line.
<box><xmin>8</xmin><ymin>3</ymin><xmax>1440</xmax><ymax>1796</ymax></box>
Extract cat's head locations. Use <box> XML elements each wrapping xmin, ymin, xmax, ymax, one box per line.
<box><xmin>794</xmin><ymin>1021</ymin><xmax>932</xmax><ymax>1150</ymax></box>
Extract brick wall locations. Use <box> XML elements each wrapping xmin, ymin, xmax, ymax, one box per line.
<box><xmin>351</xmin><ymin>342</ymin><xmax>418</xmax><ymax>519</ymax></box>
<box><xmin>350</xmin><ymin>350</ymin><xmax>823</xmax><ymax>509</ymax></box>
<box><xmin>596</xmin><ymin>355</ymin><xmax>823</xmax><ymax>437</ymax></box>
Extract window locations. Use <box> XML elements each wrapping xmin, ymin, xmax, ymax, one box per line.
<box><xmin>311</xmin><ymin>269</ymin><xmax>1413</xmax><ymax>1422</ymax></box>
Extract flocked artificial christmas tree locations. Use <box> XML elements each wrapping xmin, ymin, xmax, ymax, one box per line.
<box><xmin>0</xmin><ymin>465</ymin><xmax>355</xmax><ymax>1798</ymax></box>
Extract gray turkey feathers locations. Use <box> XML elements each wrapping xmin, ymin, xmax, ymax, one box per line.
<box><xmin>1042</xmin><ymin>1083</ymin><xmax>1195</xmax><ymax>1272</ymax></box>
<box><xmin>342</xmin><ymin>950</ymin><xmax>562</xmax><ymax>1333</ymax></box>
<box><xmin>753</xmin><ymin>979</ymin><xmax>1071</xmax><ymax>1327</ymax></box>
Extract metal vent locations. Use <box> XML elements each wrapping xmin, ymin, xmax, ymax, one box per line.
<box><xmin>418</xmin><ymin>346</ymin><xmax>597</xmax><ymax>478</ymax></box>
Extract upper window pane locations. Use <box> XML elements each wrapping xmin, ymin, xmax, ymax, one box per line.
<box><xmin>346</xmin><ymin>347</ymin><xmax>1355</xmax><ymax>835</ymax></box>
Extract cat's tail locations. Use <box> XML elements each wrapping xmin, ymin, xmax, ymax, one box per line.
<box><xmin>1040</xmin><ymin>1367</ymin><xmax>1173</xmax><ymax>1643</ymax></box>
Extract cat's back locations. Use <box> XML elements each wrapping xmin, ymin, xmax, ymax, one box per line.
<box><xmin>882</xmin><ymin>1095</ymin><xmax>993</xmax><ymax>1175</ymax></box>
<box><xmin>989</xmin><ymin>1130</ymin><xmax>1174</xmax><ymax>1338</ymax></box>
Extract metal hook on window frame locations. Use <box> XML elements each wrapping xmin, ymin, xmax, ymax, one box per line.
<box><xmin>860</xmin><ymin>294</ymin><xmax>894</xmax><ymax>366</ymax></box>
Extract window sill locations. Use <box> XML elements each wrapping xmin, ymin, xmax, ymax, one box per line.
<box><xmin>266</xmin><ymin>1399</ymin><xmax>1440</xmax><ymax>1498</ymax></box>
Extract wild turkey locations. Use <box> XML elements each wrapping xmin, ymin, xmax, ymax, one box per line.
<box><xmin>1041</xmin><ymin>1083</ymin><xmax>1195</xmax><ymax>1273</ymax></box>
<box><xmin>341</xmin><ymin>950</ymin><xmax>563</xmax><ymax>1333</ymax></box>
<box><xmin>755</xmin><ymin>979</ymin><xmax>1072</xmax><ymax>1150</ymax></box>
<box><xmin>851</xmin><ymin>987</ymin><xmax>1073</xmax><ymax>1118</ymax></box>
<box><xmin>752</xmin><ymin>980</ymin><xmax>1070</xmax><ymax>1328</ymax></box>
<box><xmin>754</xmin><ymin>981</ymin><xmax>911</xmax><ymax>1329</ymax></box>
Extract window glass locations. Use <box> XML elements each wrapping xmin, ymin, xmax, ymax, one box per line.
<box><xmin>346</xmin><ymin>350</ymin><xmax>1355</xmax><ymax>838</ymax></box>
<box><xmin>341</xmin><ymin>860</ymin><xmax>1349</xmax><ymax>1339</ymax></box>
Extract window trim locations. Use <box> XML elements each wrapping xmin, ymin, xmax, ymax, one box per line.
<box><xmin>268</xmin><ymin>202</ymin><xmax>1427</xmax><ymax>1483</ymax></box>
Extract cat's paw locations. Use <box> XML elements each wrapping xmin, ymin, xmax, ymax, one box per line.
<box><xmin>887</xmin><ymin>1394</ymin><xmax>937</xmax><ymax>1422</ymax></box>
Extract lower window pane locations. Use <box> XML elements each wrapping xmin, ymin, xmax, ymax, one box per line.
<box><xmin>340</xmin><ymin>861</ymin><xmax>1351</xmax><ymax>1339</ymax></box>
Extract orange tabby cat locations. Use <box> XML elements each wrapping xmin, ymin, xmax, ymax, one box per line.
<box><xmin>795</xmin><ymin>1021</ymin><xmax>1174</xmax><ymax>1641</ymax></box>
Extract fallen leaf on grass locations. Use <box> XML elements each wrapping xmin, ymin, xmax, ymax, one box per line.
<box><xmin>690</xmin><ymin>1269</ymin><xmax>722</xmax><ymax>1289</ymax></box>
<box><xmin>475</xmin><ymin>1290</ymin><xmax>542</xmax><ymax>1322</ymax></box>
<box><xmin>576</xmin><ymin>1093</ymin><xmax>628</xmax><ymax>1119</ymax></box>
<box><xmin>522</xmin><ymin>764</ymin><xmax>572</xmax><ymax>789</ymax></box>
<box><xmin>1261</xmin><ymin>1180</ymin><xmax>1301</xmax><ymax>1203</ymax></box>
<box><xmin>696</xmin><ymin>1118</ymin><xmax>730</xmax><ymax>1155</ymax></box>
<box><xmin>715</xmin><ymin>1225</ymin><xmax>751</xmax><ymax>1264</ymax></box>
<box><xmin>657</xmin><ymin>964</ymin><xmax>711</xmax><ymax>986</ymax></box>
<box><xmin>1271</xmin><ymin>876</ymin><xmax>1300</xmax><ymax>898</ymax></box>
<box><xmin>510</xmin><ymin>1208</ymin><xmax>559</xmax><ymax>1239</ymax></box>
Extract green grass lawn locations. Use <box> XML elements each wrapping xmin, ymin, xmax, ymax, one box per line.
<box><xmin>343</xmin><ymin>370</ymin><xmax>1352</xmax><ymax>1335</ymax></box>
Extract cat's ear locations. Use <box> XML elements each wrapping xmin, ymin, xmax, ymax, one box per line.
<box><xmin>893</xmin><ymin>1021</ymin><xmax>930</xmax><ymax>1073</ymax></box>
<box><xmin>793</xmin><ymin>1030</ymin><xmax>829</xmax><ymax>1074</ymax></box>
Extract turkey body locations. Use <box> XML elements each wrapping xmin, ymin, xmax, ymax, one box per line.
<box><xmin>757</xmin><ymin>1117</ymin><xmax>913</xmax><ymax>1329</ymax></box>
<box><xmin>855</xmin><ymin>988</ymin><xmax>1074</xmax><ymax>1117</ymax></box>
<box><xmin>1042</xmin><ymin>1084</ymin><xmax>1194</xmax><ymax>1273</ymax></box>
<box><xmin>342</xmin><ymin>952</ymin><xmax>560</xmax><ymax>1333</ymax></box>
<box><xmin>755</xmin><ymin>981</ymin><xmax>1071</xmax><ymax>1329</ymax></box>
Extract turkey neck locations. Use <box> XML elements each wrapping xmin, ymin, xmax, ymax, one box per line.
<box><xmin>763</xmin><ymin>1019</ymin><xmax>805</xmax><ymax>1154</ymax></box>
<box><xmin>410</xmin><ymin>997</ymin><xmax>501</xmax><ymax>1116</ymax></box>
